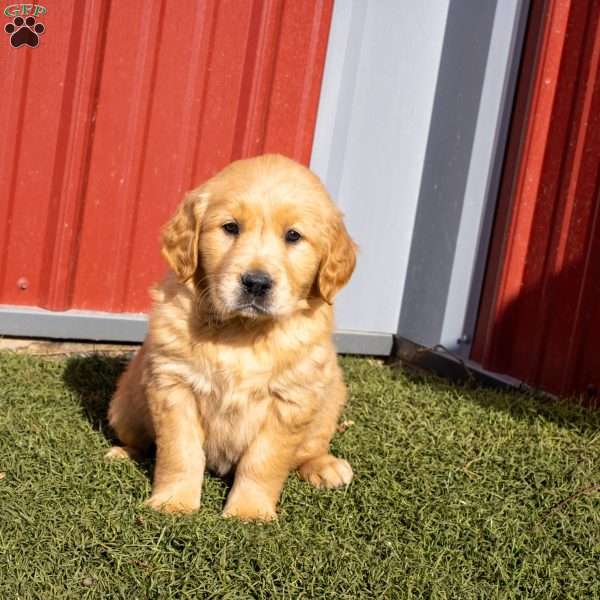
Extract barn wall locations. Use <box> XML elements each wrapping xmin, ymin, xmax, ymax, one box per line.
<box><xmin>0</xmin><ymin>0</ymin><xmax>332</xmax><ymax>313</ymax></box>
<box><xmin>472</xmin><ymin>0</ymin><xmax>600</xmax><ymax>402</ymax></box>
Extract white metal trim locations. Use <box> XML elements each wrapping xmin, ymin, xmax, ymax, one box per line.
<box><xmin>0</xmin><ymin>306</ymin><xmax>393</xmax><ymax>355</ymax></box>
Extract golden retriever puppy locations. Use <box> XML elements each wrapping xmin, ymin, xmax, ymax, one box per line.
<box><xmin>106</xmin><ymin>154</ymin><xmax>357</xmax><ymax>520</ymax></box>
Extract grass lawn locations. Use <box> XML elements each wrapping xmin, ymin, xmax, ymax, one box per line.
<box><xmin>0</xmin><ymin>350</ymin><xmax>599</xmax><ymax>599</ymax></box>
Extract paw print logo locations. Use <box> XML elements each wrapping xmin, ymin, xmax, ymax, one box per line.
<box><xmin>4</xmin><ymin>16</ymin><xmax>45</xmax><ymax>48</ymax></box>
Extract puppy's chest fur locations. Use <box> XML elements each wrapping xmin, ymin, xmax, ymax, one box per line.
<box><xmin>171</xmin><ymin>345</ymin><xmax>327</xmax><ymax>475</ymax></box>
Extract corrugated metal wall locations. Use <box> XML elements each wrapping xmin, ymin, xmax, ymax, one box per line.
<box><xmin>0</xmin><ymin>0</ymin><xmax>332</xmax><ymax>313</ymax></box>
<box><xmin>473</xmin><ymin>0</ymin><xmax>600</xmax><ymax>403</ymax></box>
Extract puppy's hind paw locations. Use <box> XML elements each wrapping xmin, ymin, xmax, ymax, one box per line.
<box><xmin>298</xmin><ymin>455</ymin><xmax>353</xmax><ymax>489</ymax></box>
<box><xmin>104</xmin><ymin>445</ymin><xmax>143</xmax><ymax>461</ymax></box>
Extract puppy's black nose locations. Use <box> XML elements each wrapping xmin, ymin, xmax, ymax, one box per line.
<box><xmin>241</xmin><ymin>270</ymin><xmax>273</xmax><ymax>297</ymax></box>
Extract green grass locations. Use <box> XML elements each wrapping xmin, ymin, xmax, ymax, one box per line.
<box><xmin>0</xmin><ymin>351</ymin><xmax>599</xmax><ymax>599</ymax></box>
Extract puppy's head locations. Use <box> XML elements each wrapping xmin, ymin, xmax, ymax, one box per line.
<box><xmin>161</xmin><ymin>154</ymin><xmax>356</xmax><ymax>320</ymax></box>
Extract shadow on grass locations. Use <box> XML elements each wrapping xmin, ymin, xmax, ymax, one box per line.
<box><xmin>63</xmin><ymin>352</ymin><xmax>158</xmax><ymax>480</ymax></box>
<box><xmin>391</xmin><ymin>360</ymin><xmax>600</xmax><ymax>434</ymax></box>
<box><xmin>62</xmin><ymin>353</ymin><xmax>130</xmax><ymax>442</ymax></box>
<box><xmin>63</xmin><ymin>354</ymin><xmax>159</xmax><ymax>470</ymax></box>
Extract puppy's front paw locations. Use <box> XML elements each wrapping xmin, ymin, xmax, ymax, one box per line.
<box><xmin>222</xmin><ymin>496</ymin><xmax>277</xmax><ymax>522</ymax></box>
<box><xmin>298</xmin><ymin>455</ymin><xmax>353</xmax><ymax>489</ymax></box>
<box><xmin>145</xmin><ymin>485</ymin><xmax>201</xmax><ymax>514</ymax></box>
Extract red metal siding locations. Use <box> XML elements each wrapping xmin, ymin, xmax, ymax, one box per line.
<box><xmin>473</xmin><ymin>0</ymin><xmax>600</xmax><ymax>402</ymax></box>
<box><xmin>0</xmin><ymin>0</ymin><xmax>333</xmax><ymax>313</ymax></box>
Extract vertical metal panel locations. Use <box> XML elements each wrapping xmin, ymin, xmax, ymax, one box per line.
<box><xmin>311</xmin><ymin>0</ymin><xmax>451</xmax><ymax>335</ymax></box>
<box><xmin>0</xmin><ymin>0</ymin><xmax>332</xmax><ymax>314</ymax></box>
<box><xmin>311</xmin><ymin>0</ymin><xmax>526</xmax><ymax>352</ymax></box>
<box><xmin>398</xmin><ymin>0</ymin><xmax>528</xmax><ymax>353</ymax></box>
<box><xmin>439</xmin><ymin>0</ymin><xmax>529</xmax><ymax>355</ymax></box>
<box><xmin>473</xmin><ymin>0</ymin><xmax>600</xmax><ymax>401</ymax></box>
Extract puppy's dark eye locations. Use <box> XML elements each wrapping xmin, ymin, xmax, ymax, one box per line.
<box><xmin>285</xmin><ymin>229</ymin><xmax>302</xmax><ymax>243</ymax></box>
<box><xmin>222</xmin><ymin>222</ymin><xmax>240</xmax><ymax>236</ymax></box>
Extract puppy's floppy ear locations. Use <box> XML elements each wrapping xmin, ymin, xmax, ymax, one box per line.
<box><xmin>160</xmin><ymin>190</ymin><xmax>208</xmax><ymax>282</ymax></box>
<box><xmin>317</xmin><ymin>213</ymin><xmax>357</xmax><ymax>304</ymax></box>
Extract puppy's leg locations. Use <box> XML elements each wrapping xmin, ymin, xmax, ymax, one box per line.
<box><xmin>145</xmin><ymin>383</ymin><xmax>205</xmax><ymax>514</ymax></box>
<box><xmin>223</xmin><ymin>427</ymin><xmax>296</xmax><ymax>522</ymax></box>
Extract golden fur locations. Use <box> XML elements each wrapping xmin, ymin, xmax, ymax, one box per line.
<box><xmin>107</xmin><ymin>154</ymin><xmax>357</xmax><ymax>520</ymax></box>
